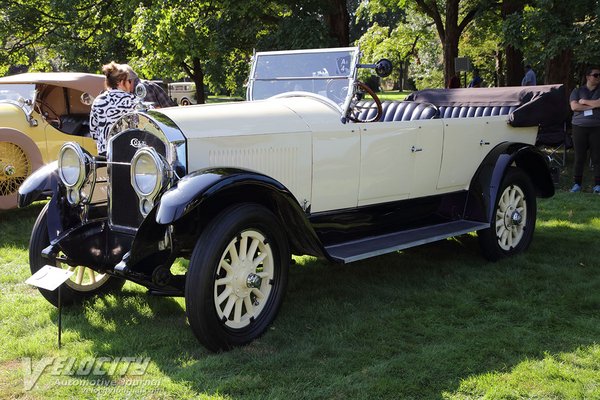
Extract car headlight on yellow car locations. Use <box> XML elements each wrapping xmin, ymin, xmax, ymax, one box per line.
<box><xmin>58</xmin><ymin>143</ymin><xmax>93</xmax><ymax>205</ymax></box>
<box><xmin>131</xmin><ymin>147</ymin><xmax>168</xmax><ymax>216</ymax></box>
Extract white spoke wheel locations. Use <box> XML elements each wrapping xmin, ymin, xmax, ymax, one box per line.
<box><xmin>185</xmin><ymin>203</ymin><xmax>290</xmax><ymax>352</ymax></box>
<box><xmin>28</xmin><ymin>204</ymin><xmax>125</xmax><ymax>307</ymax></box>
<box><xmin>478</xmin><ymin>167</ymin><xmax>536</xmax><ymax>261</ymax></box>
<box><xmin>495</xmin><ymin>184</ymin><xmax>526</xmax><ymax>251</ymax></box>
<box><xmin>214</xmin><ymin>230</ymin><xmax>274</xmax><ymax>329</ymax></box>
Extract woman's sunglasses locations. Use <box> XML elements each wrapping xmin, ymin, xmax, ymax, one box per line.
<box><xmin>589</xmin><ymin>73</ymin><xmax>600</xmax><ymax>78</ymax></box>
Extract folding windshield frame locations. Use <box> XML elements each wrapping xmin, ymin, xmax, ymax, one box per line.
<box><xmin>246</xmin><ymin>47</ymin><xmax>361</xmax><ymax>112</ymax></box>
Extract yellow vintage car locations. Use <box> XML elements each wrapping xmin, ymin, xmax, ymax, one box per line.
<box><xmin>0</xmin><ymin>72</ymin><xmax>104</xmax><ymax>209</ymax></box>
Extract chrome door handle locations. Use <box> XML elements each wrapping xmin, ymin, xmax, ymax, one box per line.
<box><xmin>411</xmin><ymin>146</ymin><xmax>423</xmax><ymax>152</ymax></box>
<box><xmin>480</xmin><ymin>140</ymin><xmax>491</xmax><ymax>146</ymax></box>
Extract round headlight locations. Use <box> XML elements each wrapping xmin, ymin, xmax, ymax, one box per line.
<box><xmin>131</xmin><ymin>149</ymin><xmax>161</xmax><ymax>197</ymax></box>
<box><xmin>58</xmin><ymin>143</ymin><xmax>85</xmax><ymax>188</ymax></box>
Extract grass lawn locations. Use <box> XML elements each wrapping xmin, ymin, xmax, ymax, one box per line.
<box><xmin>0</xmin><ymin>151</ymin><xmax>598</xmax><ymax>399</ymax></box>
<box><xmin>378</xmin><ymin>91</ymin><xmax>412</xmax><ymax>101</ymax></box>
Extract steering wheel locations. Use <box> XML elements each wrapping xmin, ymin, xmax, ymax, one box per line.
<box><xmin>35</xmin><ymin>99</ymin><xmax>62</xmax><ymax>129</ymax></box>
<box><xmin>346</xmin><ymin>81</ymin><xmax>383</xmax><ymax>123</ymax></box>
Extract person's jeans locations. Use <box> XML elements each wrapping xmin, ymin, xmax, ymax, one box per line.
<box><xmin>572</xmin><ymin>125</ymin><xmax>600</xmax><ymax>183</ymax></box>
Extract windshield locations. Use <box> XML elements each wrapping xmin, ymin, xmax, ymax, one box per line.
<box><xmin>0</xmin><ymin>84</ymin><xmax>36</xmax><ymax>102</ymax></box>
<box><xmin>247</xmin><ymin>47</ymin><xmax>359</xmax><ymax>106</ymax></box>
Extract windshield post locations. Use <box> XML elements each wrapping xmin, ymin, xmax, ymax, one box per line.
<box><xmin>339</xmin><ymin>49</ymin><xmax>361</xmax><ymax>124</ymax></box>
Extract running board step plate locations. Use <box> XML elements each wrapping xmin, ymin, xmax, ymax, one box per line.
<box><xmin>325</xmin><ymin>220</ymin><xmax>490</xmax><ymax>263</ymax></box>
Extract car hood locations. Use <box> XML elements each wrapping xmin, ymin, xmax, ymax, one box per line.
<box><xmin>152</xmin><ymin>97</ymin><xmax>341</xmax><ymax>139</ymax></box>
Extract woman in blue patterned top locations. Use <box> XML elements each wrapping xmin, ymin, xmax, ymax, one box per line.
<box><xmin>89</xmin><ymin>62</ymin><xmax>136</xmax><ymax>155</ymax></box>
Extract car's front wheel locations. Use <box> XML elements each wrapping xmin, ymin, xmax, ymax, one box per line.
<box><xmin>478</xmin><ymin>167</ymin><xmax>536</xmax><ymax>261</ymax></box>
<box><xmin>29</xmin><ymin>204</ymin><xmax>125</xmax><ymax>307</ymax></box>
<box><xmin>185</xmin><ymin>203</ymin><xmax>290</xmax><ymax>352</ymax></box>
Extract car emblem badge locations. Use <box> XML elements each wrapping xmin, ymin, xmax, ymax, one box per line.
<box><xmin>130</xmin><ymin>138</ymin><xmax>147</xmax><ymax>149</ymax></box>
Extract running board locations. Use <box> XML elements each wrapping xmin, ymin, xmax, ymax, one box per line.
<box><xmin>324</xmin><ymin>220</ymin><xmax>490</xmax><ymax>263</ymax></box>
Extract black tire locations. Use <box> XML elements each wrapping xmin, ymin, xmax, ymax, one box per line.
<box><xmin>29</xmin><ymin>204</ymin><xmax>125</xmax><ymax>307</ymax></box>
<box><xmin>478</xmin><ymin>167</ymin><xmax>536</xmax><ymax>261</ymax></box>
<box><xmin>180</xmin><ymin>98</ymin><xmax>191</xmax><ymax>106</ymax></box>
<box><xmin>185</xmin><ymin>203</ymin><xmax>290</xmax><ymax>352</ymax></box>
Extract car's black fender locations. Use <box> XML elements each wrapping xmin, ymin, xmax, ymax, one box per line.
<box><xmin>17</xmin><ymin>161</ymin><xmax>58</xmax><ymax>208</ymax></box>
<box><xmin>132</xmin><ymin>168</ymin><xmax>327</xmax><ymax>266</ymax></box>
<box><xmin>466</xmin><ymin>142</ymin><xmax>554</xmax><ymax>224</ymax></box>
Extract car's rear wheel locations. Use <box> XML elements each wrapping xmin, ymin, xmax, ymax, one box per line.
<box><xmin>185</xmin><ymin>203</ymin><xmax>290</xmax><ymax>352</ymax></box>
<box><xmin>29</xmin><ymin>204</ymin><xmax>125</xmax><ymax>307</ymax></box>
<box><xmin>478</xmin><ymin>167</ymin><xmax>536</xmax><ymax>261</ymax></box>
<box><xmin>181</xmin><ymin>98</ymin><xmax>191</xmax><ymax>106</ymax></box>
<box><xmin>0</xmin><ymin>141</ymin><xmax>32</xmax><ymax>210</ymax></box>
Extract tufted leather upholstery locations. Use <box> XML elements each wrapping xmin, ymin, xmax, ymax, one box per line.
<box><xmin>354</xmin><ymin>100</ymin><xmax>438</xmax><ymax>122</ymax></box>
<box><xmin>437</xmin><ymin>105</ymin><xmax>516</xmax><ymax>119</ymax></box>
<box><xmin>352</xmin><ymin>100</ymin><xmax>516</xmax><ymax>123</ymax></box>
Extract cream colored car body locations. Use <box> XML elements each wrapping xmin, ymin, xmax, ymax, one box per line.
<box><xmin>157</xmin><ymin>96</ymin><xmax>537</xmax><ymax>214</ymax></box>
<box><xmin>19</xmin><ymin>47</ymin><xmax>556</xmax><ymax>352</ymax></box>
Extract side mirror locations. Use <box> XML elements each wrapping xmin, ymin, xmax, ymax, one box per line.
<box><xmin>375</xmin><ymin>59</ymin><xmax>393</xmax><ymax>78</ymax></box>
<box><xmin>80</xmin><ymin>92</ymin><xmax>94</xmax><ymax>106</ymax></box>
<box><xmin>135</xmin><ymin>83</ymin><xmax>147</xmax><ymax>99</ymax></box>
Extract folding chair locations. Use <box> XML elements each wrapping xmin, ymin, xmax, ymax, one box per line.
<box><xmin>536</xmin><ymin>122</ymin><xmax>571</xmax><ymax>168</ymax></box>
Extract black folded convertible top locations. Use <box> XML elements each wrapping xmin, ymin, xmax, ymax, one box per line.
<box><xmin>405</xmin><ymin>84</ymin><xmax>569</xmax><ymax>127</ymax></box>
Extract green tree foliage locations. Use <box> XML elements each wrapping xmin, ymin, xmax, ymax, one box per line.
<box><xmin>355</xmin><ymin>1</ymin><xmax>441</xmax><ymax>90</ymax></box>
<box><xmin>409</xmin><ymin>0</ymin><xmax>494</xmax><ymax>85</ymax></box>
<box><xmin>0</xmin><ymin>0</ymin><xmax>141</xmax><ymax>74</ymax></box>
<box><xmin>129</xmin><ymin>0</ymin><xmax>287</xmax><ymax>101</ymax></box>
<box><xmin>356</xmin><ymin>18</ymin><xmax>439</xmax><ymax>89</ymax></box>
<box><xmin>3</xmin><ymin>0</ymin><xmax>597</xmax><ymax>94</ymax></box>
<box><xmin>460</xmin><ymin>9</ymin><xmax>503</xmax><ymax>87</ymax></box>
<box><xmin>504</xmin><ymin>0</ymin><xmax>600</xmax><ymax>87</ymax></box>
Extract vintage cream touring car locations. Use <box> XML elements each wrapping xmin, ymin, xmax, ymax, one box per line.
<box><xmin>19</xmin><ymin>47</ymin><xmax>567</xmax><ymax>351</ymax></box>
<box><xmin>0</xmin><ymin>73</ymin><xmax>104</xmax><ymax>209</ymax></box>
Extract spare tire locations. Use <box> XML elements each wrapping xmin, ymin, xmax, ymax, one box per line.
<box><xmin>0</xmin><ymin>129</ymin><xmax>44</xmax><ymax>210</ymax></box>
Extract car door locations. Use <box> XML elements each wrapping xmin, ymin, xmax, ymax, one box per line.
<box><xmin>311</xmin><ymin>123</ymin><xmax>361</xmax><ymax>213</ymax></box>
<box><xmin>407</xmin><ymin>119</ymin><xmax>444</xmax><ymax>198</ymax></box>
<box><xmin>436</xmin><ymin>117</ymin><xmax>490</xmax><ymax>191</ymax></box>
<box><xmin>358</xmin><ymin>118</ymin><xmax>444</xmax><ymax>204</ymax></box>
<box><xmin>357</xmin><ymin>121</ymin><xmax>418</xmax><ymax>206</ymax></box>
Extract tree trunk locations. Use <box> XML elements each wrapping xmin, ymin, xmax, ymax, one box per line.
<box><xmin>194</xmin><ymin>58</ymin><xmax>206</xmax><ymax>104</ymax></box>
<box><xmin>443</xmin><ymin>0</ymin><xmax>460</xmax><ymax>85</ymax></box>
<box><xmin>545</xmin><ymin>48</ymin><xmax>572</xmax><ymax>89</ymax></box>
<box><xmin>505</xmin><ymin>45</ymin><xmax>523</xmax><ymax>86</ymax></box>
<box><xmin>502</xmin><ymin>0</ymin><xmax>525</xmax><ymax>86</ymax></box>
<box><xmin>324</xmin><ymin>0</ymin><xmax>349</xmax><ymax>46</ymax></box>
<box><xmin>495</xmin><ymin>49</ymin><xmax>504</xmax><ymax>87</ymax></box>
<box><xmin>414</xmin><ymin>0</ymin><xmax>478</xmax><ymax>86</ymax></box>
<box><xmin>183</xmin><ymin>57</ymin><xmax>206</xmax><ymax>104</ymax></box>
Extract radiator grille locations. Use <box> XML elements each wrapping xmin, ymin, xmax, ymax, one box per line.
<box><xmin>109</xmin><ymin>129</ymin><xmax>167</xmax><ymax>231</ymax></box>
